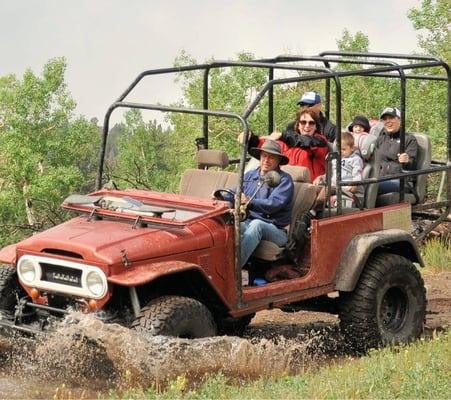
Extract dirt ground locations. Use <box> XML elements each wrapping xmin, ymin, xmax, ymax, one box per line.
<box><xmin>246</xmin><ymin>272</ymin><xmax>451</xmax><ymax>339</ymax></box>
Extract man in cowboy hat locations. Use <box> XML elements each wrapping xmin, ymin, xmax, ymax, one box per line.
<box><xmin>239</xmin><ymin>140</ymin><xmax>294</xmax><ymax>267</ymax></box>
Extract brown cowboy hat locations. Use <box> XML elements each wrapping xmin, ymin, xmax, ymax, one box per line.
<box><xmin>249</xmin><ymin>140</ymin><xmax>289</xmax><ymax>165</ymax></box>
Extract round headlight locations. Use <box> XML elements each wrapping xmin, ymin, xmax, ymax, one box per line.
<box><xmin>18</xmin><ymin>259</ymin><xmax>37</xmax><ymax>283</ymax></box>
<box><xmin>86</xmin><ymin>270</ymin><xmax>106</xmax><ymax>297</ymax></box>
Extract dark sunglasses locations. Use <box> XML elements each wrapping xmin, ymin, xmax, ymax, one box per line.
<box><xmin>299</xmin><ymin>120</ymin><xmax>316</xmax><ymax>126</ymax></box>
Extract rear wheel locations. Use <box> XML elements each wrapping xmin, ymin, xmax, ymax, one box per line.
<box><xmin>131</xmin><ymin>295</ymin><xmax>217</xmax><ymax>338</ymax></box>
<box><xmin>339</xmin><ymin>253</ymin><xmax>426</xmax><ymax>351</ymax></box>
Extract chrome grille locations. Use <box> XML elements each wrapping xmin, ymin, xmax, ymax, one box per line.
<box><xmin>40</xmin><ymin>263</ymin><xmax>82</xmax><ymax>287</ymax></box>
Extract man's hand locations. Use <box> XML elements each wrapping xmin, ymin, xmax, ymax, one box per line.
<box><xmin>241</xmin><ymin>193</ymin><xmax>249</xmax><ymax>204</ymax></box>
<box><xmin>398</xmin><ymin>153</ymin><xmax>409</xmax><ymax>163</ymax></box>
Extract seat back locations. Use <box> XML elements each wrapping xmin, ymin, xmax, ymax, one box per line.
<box><xmin>180</xmin><ymin>169</ymin><xmax>238</xmax><ymax>198</ymax></box>
<box><xmin>361</xmin><ymin>149</ymin><xmax>381</xmax><ymax>209</ymax></box>
<box><xmin>280</xmin><ymin>165</ymin><xmax>317</xmax><ymax>237</ymax></box>
<box><xmin>411</xmin><ymin>133</ymin><xmax>431</xmax><ymax>203</ymax></box>
<box><xmin>180</xmin><ymin>150</ymin><xmax>238</xmax><ymax>198</ymax></box>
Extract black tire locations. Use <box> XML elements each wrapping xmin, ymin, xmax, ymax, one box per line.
<box><xmin>0</xmin><ymin>265</ymin><xmax>22</xmax><ymax>314</ymax></box>
<box><xmin>130</xmin><ymin>295</ymin><xmax>217</xmax><ymax>338</ymax></box>
<box><xmin>339</xmin><ymin>253</ymin><xmax>426</xmax><ymax>351</ymax></box>
<box><xmin>217</xmin><ymin>313</ymin><xmax>255</xmax><ymax>336</ymax></box>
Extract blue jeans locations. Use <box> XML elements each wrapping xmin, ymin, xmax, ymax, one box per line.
<box><xmin>240</xmin><ymin>219</ymin><xmax>288</xmax><ymax>267</ymax></box>
<box><xmin>378</xmin><ymin>179</ymin><xmax>401</xmax><ymax>194</ymax></box>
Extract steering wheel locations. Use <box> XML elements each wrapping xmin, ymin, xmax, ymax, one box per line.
<box><xmin>213</xmin><ymin>188</ymin><xmax>235</xmax><ymax>201</ymax></box>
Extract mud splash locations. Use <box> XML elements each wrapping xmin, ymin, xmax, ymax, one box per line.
<box><xmin>0</xmin><ymin>313</ymin><xmax>344</xmax><ymax>398</ymax></box>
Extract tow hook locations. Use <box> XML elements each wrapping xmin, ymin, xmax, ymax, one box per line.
<box><xmin>14</xmin><ymin>296</ymin><xmax>29</xmax><ymax>325</ymax></box>
<box><xmin>121</xmin><ymin>249</ymin><xmax>130</xmax><ymax>267</ymax></box>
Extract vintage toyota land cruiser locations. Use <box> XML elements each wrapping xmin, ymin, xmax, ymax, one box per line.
<box><xmin>0</xmin><ymin>52</ymin><xmax>449</xmax><ymax>350</ymax></box>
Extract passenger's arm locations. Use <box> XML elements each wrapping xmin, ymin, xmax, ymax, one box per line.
<box><xmin>401</xmin><ymin>136</ymin><xmax>418</xmax><ymax>170</ymax></box>
<box><xmin>238</xmin><ymin>131</ymin><xmax>261</xmax><ymax>151</ymax></box>
<box><xmin>281</xmin><ymin>131</ymin><xmax>328</xmax><ymax>148</ymax></box>
<box><xmin>351</xmin><ymin>157</ymin><xmax>364</xmax><ymax>182</ymax></box>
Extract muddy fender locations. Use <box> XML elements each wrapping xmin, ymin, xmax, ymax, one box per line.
<box><xmin>335</xmin><ymin>229</ymin><xmax>424</xmax><ymax>292</ymax></box>
<box><xmin>0</xmin><ymin>245</ymin><xmax>17</xmax><ymax>265</ymax></box>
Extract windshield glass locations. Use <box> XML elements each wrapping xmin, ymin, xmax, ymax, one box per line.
<box><xmin>63</xmin><ymin>194</ymin><xmax>206</xmax><ymax>222</ymax></box>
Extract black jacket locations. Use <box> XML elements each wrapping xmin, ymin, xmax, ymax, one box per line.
<box><xmin>286</xmin><ymin>112</ymin><xmax>337</xmax><ymax>143</ymax></box>
<box><xmin>376</xmin><ymin>130</ymin><xmax>418</xmax><ymax>176</ymax></box>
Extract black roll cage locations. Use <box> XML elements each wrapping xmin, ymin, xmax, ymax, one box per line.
<box><xmin>96</xmin><ymin>51</ymin><xmax>451</xmax><ymax>302</ymax></box>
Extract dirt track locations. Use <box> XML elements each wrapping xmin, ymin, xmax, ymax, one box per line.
<box><xmin>246</xmin><ymin>272</ymin><xmax>451</xmax><ymax>340</ymax></box>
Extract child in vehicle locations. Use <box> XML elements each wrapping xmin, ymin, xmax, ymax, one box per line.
<box><xmin>314</xmin><ymin>131</ymin><xmax>364</xmax><ymax>207</ymax></box>
<box><xmin>348</xmin><ymin>115</ymin><xmax>370</xmax><ymax>152</ymax></box>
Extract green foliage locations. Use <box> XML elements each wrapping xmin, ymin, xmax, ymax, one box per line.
<box><xmin>0</xmin><ymin>58</ymin><xmax>99</xmax><ymax>247</ymax></box>
<box><xmin>336</xmin><ymin>29</ymin><xmax>370</xmax><ymax>53</ymax></box>
<box><xmin>115</xmin><ymin>333</ymin><xmax>451</xmax><ymax>399</ymax></box>
<box><xmin>422</xmin><ymin>236</ymin><xmax>451</xmax><ymax>272</ymax></box>
<box><xmin>170</xmin><ymin>51</ymin><xmax>271</xmax><ymax>161</ymax></box>
<box><xmin>107</xmin><ymin>109</ymin><xmax>180</xmax><ymax>192</ymax></box>
<box><xmin>408</xmin><ymin>0</ymin><xmax>451</xmax><ymax>63</ymax></box>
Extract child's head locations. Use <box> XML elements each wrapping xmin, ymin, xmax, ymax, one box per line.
<box><xmin>341</xmin><ymin>131</ymin><xmax>355</xmax><ymax>158</ymax></box>
<box><xmin>348</xmin><ymin>115</ymin><xmax>370</xmax><ymax>134</ymax></box>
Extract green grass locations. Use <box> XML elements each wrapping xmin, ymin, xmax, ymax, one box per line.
<box><xmin>112</xmin><ymin>332</ymin><xmax>450</xmax><ymax>399</ymax></box>
<box><xmin>422</xmin><ymin>237</ymin><xmax>451</xmax><ymax>273</ymax></box>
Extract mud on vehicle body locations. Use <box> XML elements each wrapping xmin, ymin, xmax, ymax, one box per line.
<box><xmin>0</xmin><ymin>52</ymin><xmax>450</xmax><ymax>349</ymax></box>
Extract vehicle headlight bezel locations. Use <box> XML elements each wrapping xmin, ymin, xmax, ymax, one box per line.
<box><xmin>17</xmin><ymin>257</ymin><xmax>40</xmax><ymax>284</ymax></box>
<box><xmin>85</xmin><ymin>269</ymin><xmax>108</xmax><ymax>298</ymax></box>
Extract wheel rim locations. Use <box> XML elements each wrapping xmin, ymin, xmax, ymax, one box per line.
<box><xmin>380</xmin><ymin>287</ymin><xmax>408</xmax><ymax>332</ymax></box>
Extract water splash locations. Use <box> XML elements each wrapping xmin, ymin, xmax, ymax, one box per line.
<box><xmin>0</xmin><ymin>311</ymin><xmax>343</xmax><ymax>398</ymax></box>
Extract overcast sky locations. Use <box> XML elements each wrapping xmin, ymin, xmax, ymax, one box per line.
<box><xmin>1</xmin><ymin>0</ymin><xmax>422</xmax><ymax>122</ymax></box>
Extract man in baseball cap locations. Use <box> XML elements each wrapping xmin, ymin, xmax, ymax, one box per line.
<box><xmin>380</xmin><ymin>106</ymin><xmax>401</xmax><ymax>119</ymax></box>
<box><xmin>376</xmin><ymin>106</ymin><xmax>418</xmax><ymax>194</ymax></box>
<box><xmin>297</xmin><ymin>91</ymin><xmax>322</xmax><ymax>107</ymax></box>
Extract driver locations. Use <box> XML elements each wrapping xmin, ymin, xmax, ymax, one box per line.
<box><xmin>223</xmin><ymin>140</ymin><xmax>294</xmax><ymax>267</ymax></box>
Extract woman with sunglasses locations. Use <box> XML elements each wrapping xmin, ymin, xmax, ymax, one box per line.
<box><xmin>268</xmin><ymin>108</ymin><xmax>329</xmax><ymax>181</ymax></box>
<box><xmin>242</xmin><ymin>108</ymin><xmax>328</xmax><ymax>181</ymax></box>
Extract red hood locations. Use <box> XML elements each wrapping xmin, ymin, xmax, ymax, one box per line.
<box><xmin>9</xmin><ymin>216</ymin><xmax>214</xmax><ymax>265</ymax></box>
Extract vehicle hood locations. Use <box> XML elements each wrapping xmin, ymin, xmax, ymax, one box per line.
<box><xmin>12</xmin><ymin>216</ymin><xmax>214</xmax><ymax>265</ymax></box>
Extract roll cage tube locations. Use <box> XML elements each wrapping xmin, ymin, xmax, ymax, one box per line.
<box><xmin>263</xmin><ymin>54</ymin><xmax>449</xmax><ymax>209</ymax></box>
<box><xmin>97</xmin><ymin>53</ymin><xmax>451</xmax><ymax>247</ymax></box>
<box><xmin>319</xmin><ymin>51</ymin><xmax>451</xmax><ymax>206</ymax></box>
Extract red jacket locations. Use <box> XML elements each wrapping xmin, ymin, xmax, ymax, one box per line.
<box><xmin>254</xmin><ymin>134</ymin><xmax>328</xmax><ymax>182</ymax></box>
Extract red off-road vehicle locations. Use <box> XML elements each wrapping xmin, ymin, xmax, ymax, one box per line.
<box><xmin>0</xmin><ymin>52</ymin><xmax>449</xmax><ymax>350</ymax></box>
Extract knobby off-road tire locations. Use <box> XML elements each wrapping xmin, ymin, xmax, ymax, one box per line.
<box><xmin>0</xmin><ymin>265</ymin><xmax>22</xmax><ymax>315</ymax></box>
<box><xmin>339</xmin><ymin>253</ymin><xmax>426</xmax><ymax>351</ymax></box>
<box><xmin>131</xmin><ymin>295</ymin><xmax>217</xmax><ymax>338</ymax></box>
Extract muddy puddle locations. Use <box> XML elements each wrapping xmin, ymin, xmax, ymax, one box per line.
<box><xmin>0</xmin><ymin>313</ymin><xmax>345</xmax><ymax>398</ymax></box>
<box><xmin>0</xmin><ymin>272</ymin><xmax>448</xmax><ymax>399</ymax></box>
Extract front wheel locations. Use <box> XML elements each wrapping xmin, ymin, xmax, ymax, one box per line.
<box><xmin>131</xmin><ymin>295</ymin><xmax>217</xmax><ymax>338</ymax></box>
<box><xmin>0</xmin><ymin>265</ymin><xmax>24</xmax><ymax>316</ymax></box>
<box><xmin>339</xmin><ymin>253</ymin><xmax>426</xmax><ymax>351</ymax></box>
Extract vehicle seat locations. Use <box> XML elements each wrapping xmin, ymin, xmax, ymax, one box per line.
<box><xmin>179</xmin><ymin>150</ymin><xmax>238</xmax><ymax>198</ymax></box>
<box><xmin>357</xmin><ymin>135</ymin><xmax>380</xmax><ymax>209</ymax></box>
<box><xmin>369</xmin><ymin>121</ymin><xmax>384</xmax><ymax>137</ymax></box>
<box><xmin>376</xmin><ymin>133</ymin><xmax>431</xmax><ymax>207</ymax></box>
<box><xmin>252</xmin><ymin>165</ymin><xmax>318</xmax><ymax>261</ymax></box>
